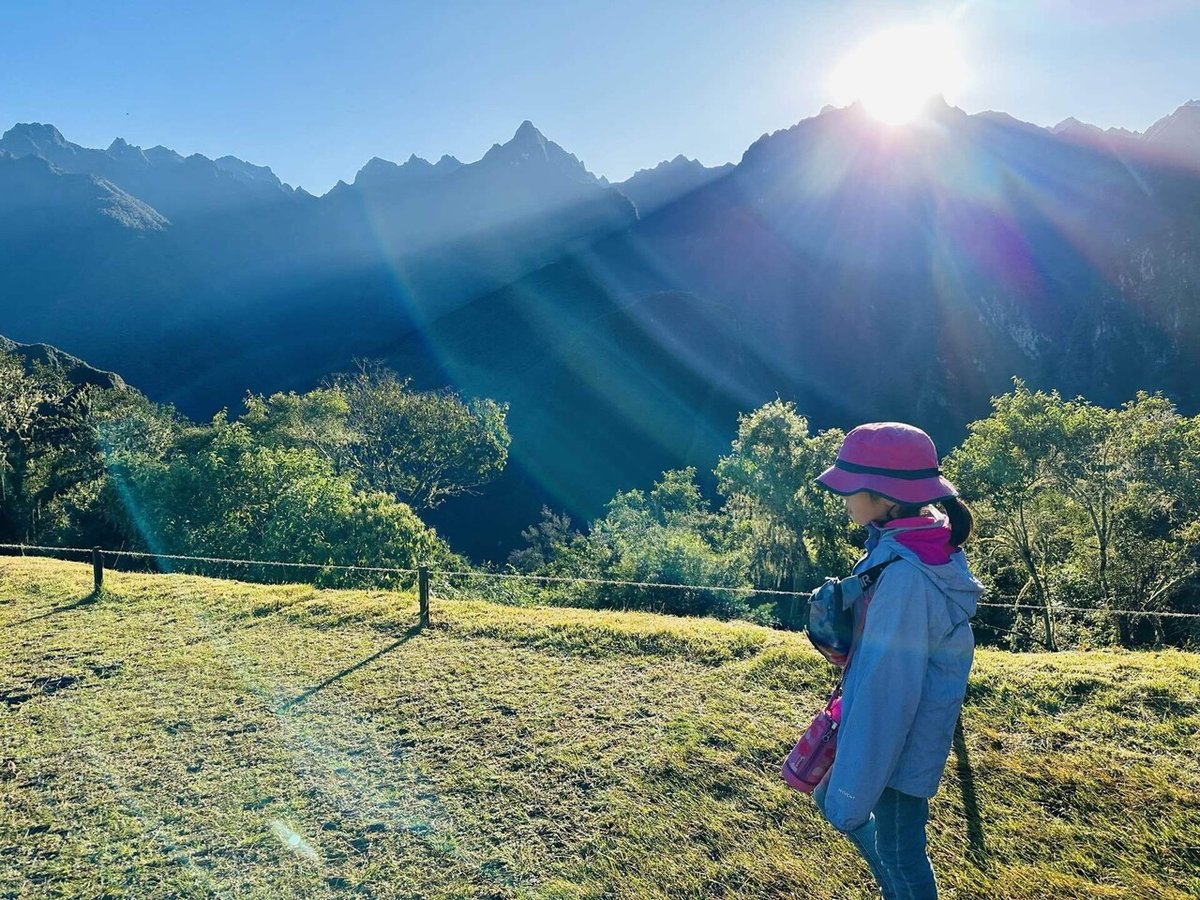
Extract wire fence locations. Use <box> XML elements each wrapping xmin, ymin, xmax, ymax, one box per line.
<box><xmin>435</xmin><ymin>568</ymin><xmax>807</xmax><ymax>597</ymax></box>
<box><xmin>3</xmin><ymin>543</ymin><xmax>1199</xmax><ymax>646</ymax></box>
<box><xmin>0</xmin><ymin>543</ymin><xmax>420</xmax><ymax>576</ymax></box>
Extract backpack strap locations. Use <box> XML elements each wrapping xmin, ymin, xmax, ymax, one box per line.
<box><xmin>839</xmin><ymin>556</ymin><xmax>899</xmax><ymax>608</ymax></box>
<box><xmin>835</xmin><ymin>556</ymin><xmax>901</xmax><ymax>691</ymax></box>
<box><xmin>853</xmin><ymin>557</ymin><xmax>898</xmax><ymax>593</ymax></box>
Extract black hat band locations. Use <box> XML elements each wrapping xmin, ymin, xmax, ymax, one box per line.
<box><xmin>834</xmin><ymin>459</ymin><xmax>942</xmax><ymax>480</ymax></box>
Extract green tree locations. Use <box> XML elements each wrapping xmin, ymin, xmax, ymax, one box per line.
<box><xmin>949</xmin><ymin>381</ymin><xmax>1200</xmax><ymax>649</ymax></box>
<box><xmin>511</xmin><ymin>469</ymin><xmax>752</xmax><ymax>619</ymax></box>
<box><xmin>1073</xmin><ymin>394</ymin><xmax>1200</xmax><ymax>644</ymax></box>
<box><xmin>947</xmin><ymin>381</ymin><xmax>1072</xmax><ymax>650</ymax></box>
<box><xmin>110</xmin><ymin>415</ymin><xmax>450</xmax><ymax>585</ymax></box>
<box><xmin>715</xmin><ymin>400</ymin><xmax>853</xmax><ymax>596</ymax></box>
<box><xmin>240</xmin><ymin>388</ymin><xmax>351</xmax><ymax>465</ymax></box>
<box><xmin>592</xmin><ymin>469</ymin><xmax>751</xmax><ymax>618</ymax></box>
<box><xmin>0</xmin><ymin>353</ymin><xmax>142</xmax><ymax>547</ymax></box>
<box><xmin>0</xmin><ymin>353</ymin><xmax>46</xmax><ymax>528</ymax></box>
<box><xmin>509</xmin><ymin>508</ymin><xmax>607</xmax><ymax>580</ymax></box>
<box><xmin>247</xmin><ymin>363</ymin><xmax>511</xmax><ymax>511</ymax></box>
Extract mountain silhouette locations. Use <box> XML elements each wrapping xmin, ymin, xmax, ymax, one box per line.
<box><xmin>4</xmin><ymin>103</ymin><xmax>1200</xmax><ymax>558</ymax></box>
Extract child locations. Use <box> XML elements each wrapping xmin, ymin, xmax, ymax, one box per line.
<box><xmin>811</xmin><ymin>421</ymin><xmax>982</xmax><ymax>900</ymax></box>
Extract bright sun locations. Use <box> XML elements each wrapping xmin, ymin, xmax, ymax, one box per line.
<box><xmin>830</xmin><ymin>24</ymin><xmax>967</xmax><ymax>124</ymax></box>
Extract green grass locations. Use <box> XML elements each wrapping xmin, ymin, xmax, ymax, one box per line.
<box><xmin>1</xmin><ymin>556</ymin><xmax>1198</xmax><ymax>899</ymax></box>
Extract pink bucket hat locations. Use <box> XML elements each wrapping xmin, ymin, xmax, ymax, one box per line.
<box><xmin>816</xmin><ymin>422</ymin><xmax>958</xmax><ymax>505</ymax></box>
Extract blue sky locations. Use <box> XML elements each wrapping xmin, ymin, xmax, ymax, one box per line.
<box><xmin>3</xmin><ymin>0</ymin><xmax>1198</xmax><ymax>194</ymax></box>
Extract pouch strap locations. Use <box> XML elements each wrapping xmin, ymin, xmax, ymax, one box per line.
<box><xmin>833</xmin><ymin>556</ymin><xmax>900</xmax><ymax>696</ymax></box>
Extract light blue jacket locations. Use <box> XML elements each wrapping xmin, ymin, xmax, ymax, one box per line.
<box><xmin>818</xmin><ymin>518</ymin><xmax>982</xmax><ymax>834</ymax></box>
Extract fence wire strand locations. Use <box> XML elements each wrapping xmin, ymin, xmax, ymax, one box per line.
<box><xmin>0</xmin><ymin>544</ymin><xmax>417</xmax><ymax>576</ymax></box>
<box><xmin>435</xmin><ymin>568</ymin><xmax>809</xmax><ymax>597</ymax></box>
<box><xmin>3</xmin><ymin>543</ymin><xmax>1200</xmax><ymax>620</ymax></box>
<box><xmin>975</xmin><ymin>599</ymin><xmax>1200</xmax><ymax>619</ymax></box>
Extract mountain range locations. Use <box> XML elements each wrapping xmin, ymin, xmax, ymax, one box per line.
<box><xmin>3</xmin><ymin>100</ymin><xmax>1200</xmax><ymax>558</ymax></box>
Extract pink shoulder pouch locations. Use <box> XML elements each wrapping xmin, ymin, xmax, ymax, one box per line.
<box><xmin>781</xmin><ymin>691</ymin><xmax>842</xmax><ymax>792</ymax></box>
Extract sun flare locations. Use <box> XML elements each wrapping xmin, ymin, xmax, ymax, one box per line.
<box><xmin>830</xmin><ymin>24</ymin><xmax>967</xmax><ymax>124</ymax></box>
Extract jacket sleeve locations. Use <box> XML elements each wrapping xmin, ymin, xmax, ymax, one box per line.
<box><xmin>820</xmin><ymin>563</ymin><xmax>931</xmax><ymax>833</ymax></box>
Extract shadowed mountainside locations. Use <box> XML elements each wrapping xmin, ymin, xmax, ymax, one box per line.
<box><xmin>396</xmin><ymin>100</ymin><xmax>1200</xmax><ymax>556</ymax></box>
<box><xmin>4</xmin><ymin>103</ymin><xmax>1200</xmax><ymax>558</ymax></box>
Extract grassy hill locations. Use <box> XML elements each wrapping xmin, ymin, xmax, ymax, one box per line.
<box><xmin>1</xmin><ymin>556</ymin><xmax>1197</xmax><ymax>899</ymax></box>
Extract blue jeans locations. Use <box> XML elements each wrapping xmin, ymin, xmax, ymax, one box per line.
<box><xmin>813</xmin><ymin>782</ymin><xmax>938</xmax><ymax>899</ymax></box>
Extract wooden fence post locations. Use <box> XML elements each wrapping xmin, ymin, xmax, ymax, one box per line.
<box><xmin>418</xmin><ymin>566</ymin><xmax>430</xmax><ymax>627</ymax></box>
<box><xmin>92</xmin><ymin>547</ymin><xmax>104</xmax><ymax>594</ymax></box>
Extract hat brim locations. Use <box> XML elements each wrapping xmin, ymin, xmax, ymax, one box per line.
<box><xmin>816</xmin><ymin>464</ymin><xmax>959</xmax><ymax>506</ymax></box>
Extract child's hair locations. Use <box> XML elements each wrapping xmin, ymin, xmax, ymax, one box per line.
<box><xmin>881</xmin><ymin>496</ymin><xmax>976</xmax><ymax>547</ymax></box>
<box><xmin>940</xmin><ymin>496</ymin><xmax>975</xmax><ymax>547</ymax></box>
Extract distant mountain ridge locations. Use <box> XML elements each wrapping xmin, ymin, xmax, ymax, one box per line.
<box><xmin>0</xmin><ymin>117</ymin><xmax>735</xmax><ymax>418</ymax></box>
<box><xmin>1050</xmin><ymin>100</ymin><xmax>1200</xmax><ymax>165</ymax></box>
<box><xmin>0</xmin><ymin>119</ymin><xmax>649</xmax><ymax>414</ymax></box>
<box><xmin>0</xmin><ymin>119</ymin><xmax>742</xmax><ymax>221</ymax></box>
<box><xmin>350</xmin><ymin>153</ymin><xmax>465</xmax><ymax>191</ymax></box>
<box><xmin>4</xmin><ymin>101</ymin><xmax>1200</xmax><ymax>558</ymax></box>
<box><xmin>321</xmin><ymin>120</ymin><xmax>635</xmax><ymax>264</ymax></box>
<box><xmin>0</xmin><ymin>123</ymin><xmax>297</xmax><ymax>220</ymax></box>
<box><xmin>616</xmin><ymin>155</ymin><xmax>735</xmax><ymax>216</ymax></box>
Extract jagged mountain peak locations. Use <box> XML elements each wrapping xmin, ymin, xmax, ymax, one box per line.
<box><xmin>3</xmin><ymin>122</ymin><xmax>71</xmax><ymax>145</ymax></box>
<box><xmin>107</xmin><ymin>137</ymin><xmax>150</xmax><ymax>164</ymax></box>
<box><xmin>477</xmin><ymin>120</ymin><xmax>600</xmax><ymax>184</ymax></box>
<box><xmin>1143</xmin><ymin>101</ymin><xmax>1200</xmax><ymax>157</ymax></box>
<box><xmin>479</xmin><ymin>121</ymin><xmax>549</xmax><ymax>159</ymax></box>
<box><xmin>1</xmin><ymin>122</ymin><xmax>80</xmax><ymax>159</ymax></box>
<box><xmin>513</xmin><ymin>119</ymin><xmax>546</xmax><ymax>144</ymax></box>
<box><xmin>616</xmin><ymin>153</ymin><xmax>734</xmax><ymax>216</ymax></box>
<box><xmin>352</xmin><ymin>156</ymin><xmax>400</xmax><ymax>186</ymax></box>
<box><xmin>214</xmin><ymin>155</ymin><xmax>284</xmax><ymax>190</ymax></box>
<box><xmin>1052</xmin><ymin>116</ymin><xmax>1098</xmax><ymax>133</ymax></box>
<box><xmin>351</xmin><ymin>151</ymin><xmax>457</xmax><ymax>191</ymax></box>
<box><xmin>144</xmin><ymin>145</ymin><xmax>184</xmax><ymax>166</ymax></box>
<box><xmin>627</xmin><ymin>155</ymin><xmax>706</xmax><ymax>179</ymax></box>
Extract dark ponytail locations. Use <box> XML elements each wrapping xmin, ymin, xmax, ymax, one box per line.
<box><xmin>941</xmin><ymin>496</ymin><xmax>975</xmax><ymax>547</ymax></box>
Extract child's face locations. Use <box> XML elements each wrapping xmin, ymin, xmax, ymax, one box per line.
<box><xmin>844</xmin><ymin>491</ymin><xmax>896</xmax><ymax>527</ymax></box>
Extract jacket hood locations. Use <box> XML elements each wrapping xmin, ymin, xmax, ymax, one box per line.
<box><xmin>866</xmin><ymin>512</ymin><xmax>982</xmax><ymax>620</ymax></box>
<box><xmin>884</xmin><ymin>514</ymin><xmax>955</xmax><ymax>564</ymax></box>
